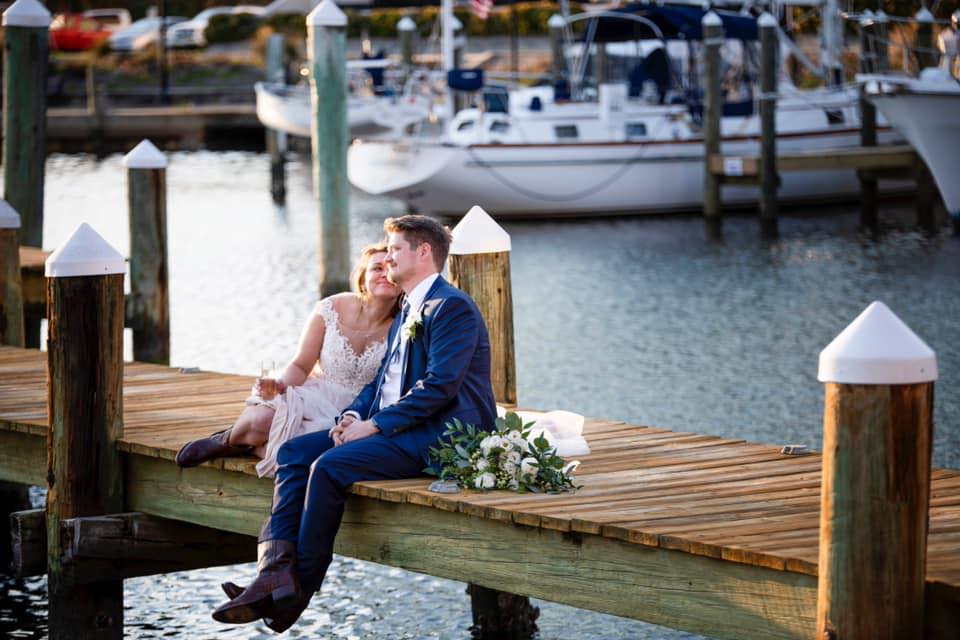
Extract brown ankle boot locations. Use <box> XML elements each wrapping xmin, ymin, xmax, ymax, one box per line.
<box><xmin>221</xmin><ymin>581</ymin><xmax>244</xmax><ymax>599</ymax></box>
<box><xmin>212</xmin><ymin>540</ymin><xmax>301</xmax><ymax>625</ymax></box>
<box><xmin>175</xmin><ymin>428</ymin><xmax>252</xmax><ymax>468</ymax></box>
<box><xmin>261</xmin><ymin>591</ymin><xmax>312</xmax><ymax>633</ymax></box>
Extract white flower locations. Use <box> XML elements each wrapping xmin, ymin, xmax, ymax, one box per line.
<box><xmin>520</xmin><ymin>457</ymin><xmax>538</xmax><ymax>477</ymax></box>
<box><xmin>474</xmin><ymin>472</ymin><xmax>496</xmax><ymax>489</ymax></box>
<box><xmin>507</xmin><ymin>430</ymin><xmax>525</xmax><ymax>446</ymax></box>
<box><xmin>402</xmin><ymin>308</ymin><xmax>423</xmax><ymax>342</ymax></box>
<box><xmin>505</xmin><ymin>450</ymin><xmax>522</xmax><ymax>465</ymax></box>
<box><xmin>479</xmin><ymin>434</ymin><xmax>503</xmax><ymax>455</ymax></box>
<box><xmin>476</xmin><ymin>458</ymin><xmax>490</xmax><ymax>472</ymax></box>
<box><xmin>502</xmin><ymin>461</ymin><xmax>517</xmax><ymax>477</ymax></box>
<box><xmin>563</xmin><ymin>460</ymin><xmax>580</xmax><ymax>476</ymax></box>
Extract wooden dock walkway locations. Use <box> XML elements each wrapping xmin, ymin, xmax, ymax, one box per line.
<box><xmin>1</xmin><ymin>344</ymin><xmax>958</xmax><ymax>639</ymax></box>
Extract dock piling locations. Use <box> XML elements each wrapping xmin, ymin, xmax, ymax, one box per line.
<box><xmin>44</xmin><ymin>223</ymin><xmax>127</xmax><ymax>639</ymax></box>
<box><xmin>1</xmin><ymin>0</ymin><xmax>50</xmax><ymax>249</ymax></box>
<box><xmin>816</xmin><ymin>301</ymin><xmax>936</xmax><ymax>640</ymax></box>
<box><xmin>449</xmin><ymin>206</ymin><xmax>517</xmax><ymax>405</ymax></box>
<box><xmin>266</xmin><ymin>33</ymin><xmax>287</xmax><ymax>205</ymax></box>
<box><xmin>123</xmin><ymin>140</ymin><xmax>170</xmax><ymax>365</ymax></box>
<box><xmin>915</xmin><ymin>8</ymin><xmax>937</xmax><ymax>72</ymax></box>
<box><xmin>0</xmin><ymin>203</ymin><xmax>24</xmax><ymax>348</ymax></box>
<box><xmin>702</xmin><ymin>12</ymin><xmax>724</xmax><ymax>240</ymax></box>
<box><xmin>398</xmin><ymin>15</ymin><xmax>416</xmax><ymax>71</ymax></box>
<box><xmin>548</xmin><ymin>14</ymin><xmax>566</xmax><ymax>88</ymax></box>
<box><xmin>758</xmin><ymin>12</ymin><xmax>778</xmax><ymax>238</ymax></box>
<box><xmin>308</xmin><ymin>0</ymin><xmax>351</xmax><ymax>297</ymax></box>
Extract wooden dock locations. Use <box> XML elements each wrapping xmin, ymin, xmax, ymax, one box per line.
<box><xmin>1</xmin><ymin>344</ymin><xmax>958</xmax><ymax>639</ymax></box>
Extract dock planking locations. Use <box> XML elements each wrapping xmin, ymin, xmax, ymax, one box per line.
<box><xmin>1</xmin><ymin>344</ymin><xmax>959</xmax><ymax>639</ymax></box>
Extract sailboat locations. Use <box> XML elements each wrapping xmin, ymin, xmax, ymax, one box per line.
<box><xmin>348</xmin><ymin>2</ymin><xmax>904</xmax><ymax>218</ymax></box>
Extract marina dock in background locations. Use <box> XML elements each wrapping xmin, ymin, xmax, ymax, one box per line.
<box><xmin>1</xmin><ymin>344</ymin><xmax>959</xmax><ymax>640</ymax></box>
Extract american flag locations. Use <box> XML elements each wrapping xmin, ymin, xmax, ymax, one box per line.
<box><xmin>470</xmin><ymin>0</ymin><xmax>494</xmax><ymax>21</ymax></box>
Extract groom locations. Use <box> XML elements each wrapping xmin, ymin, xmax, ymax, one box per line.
<box><xmin>212</xmin><ymin>215</ymin><xmax>498</xmax><ymax>632</ymax></box>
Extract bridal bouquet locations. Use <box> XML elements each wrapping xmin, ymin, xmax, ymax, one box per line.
<box><xmin>427</xmin><ymin>412</ymin><xmax>580</xmax><ymax>493</ymax></box>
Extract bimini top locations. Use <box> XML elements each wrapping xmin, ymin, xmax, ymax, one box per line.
<box><xmin>583</xmin><ymin>3</ymin><xmax>759</xmax><ymax>42</ymax></box>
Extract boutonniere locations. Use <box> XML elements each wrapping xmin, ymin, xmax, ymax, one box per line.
<box><xmin>402</xmin><ymin>308</ymin><xmax>423</xmax><ymax>342</ymax></box>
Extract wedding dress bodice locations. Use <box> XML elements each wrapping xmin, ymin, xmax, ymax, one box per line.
<box><xmin>314</xmin><ymin>298</ymin><xmax>387</xmax><ymax>396</ymax></box>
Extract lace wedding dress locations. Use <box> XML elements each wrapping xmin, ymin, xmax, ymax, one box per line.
<box><xmin>253</xmin><ymin>297</ymin><xmax>387</xmax><ymax>477</ymax></box>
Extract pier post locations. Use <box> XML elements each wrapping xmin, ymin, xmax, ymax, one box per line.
<box><xmin>874</xmin><ymin>10</ymin><xmax>889</xmax><ymax>72</ymax></box>
<box><xmin>816</xmin><ymin>301</ymin><xmax>936</xmax><ymax>640</ymax></box>
<box><xmin>124</xmin><ymin>140</ymin><xmax>170</xmax><ymax>365</ymax></box>
<box><xmin>308</xmin><ymin>0</ymin><xmax>351</xmax><ymax>297</ymax></box>
<box><xmin>859</xmin><ymin>11</ymin><xmax>876</xmax><ymax>74</ymax></box>
<box><xmin>548</xmin><ymin>14</ymin><xmax>566</xmax><ymax>88</ymax></box>
<box><xmin>45</xmin><ymin>223</ymin><xmax>126</xmax><ymax>639</ymax></box>
<box><xmin>0</xmin><ymin>202</ymin><xmax>24</xmax><ymax>347</ymax></box>
<box><xmin>915</xmin><ymin>161</ymin><xmax>937</xmax><ymax>235</ymax></box>
<box><xmin>448</xmin><ymin>206</ymin><xmax>516</xmax><ymax>405</ymax></box>
<box><xmin>398</xmin><ymin>15</ymin><xmax>416</xmax><ymax>70</ymax></box>
<box><xmin>758</xmin><ymin>12</ymin><xmax>778</xmax><ymax>238</ymax></box>
<box><xmin>702</xmin><ymin>11</ymin><xmax>724</xmax><ymax>240</ymax></box>
<box><xmin>914</xmin><ymin>8</ymin><xmax>937</xmax><ymax>72</ymax></box>
<box><xmin>449</xmin><ymin>207</ymin><xmax>534</xmax><ymax>637</ymax></box>
<box><xmin>266</xmin><ymin>33</ymin><xmax>287</xmax><ymax>205</ymax></box>
<box><xmin>2</xmin><ymin>0</ymin><xmax>50</xmax><ymax>249</ymax></box>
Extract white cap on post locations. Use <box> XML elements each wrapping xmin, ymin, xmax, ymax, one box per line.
<box><xmin>702</xmin><ymin>10</ymin><xmax>722</xmax><ymax>27</ymax></box>
<box><xmin>450</xmin><ymin>14</ymin><xmax>463</xmax><ymax>32</ymax></box>
<box><xmin>45</xmin><ymin>223</ymin><xmax>126</xmax><ymax>278</ymax></box>
<box><xmin>123</xmin><ymin>139</ymin><xmax>167</xmax><ymax>169</ymax></box>
<box><xmin>0</xmin><ymin>200</ymin><xmax>21</xmax><ymax>229</ymax></box>
<box><xmin>758</xmin><ymin>12</ymin><xmax>777</xmax><ymax>28</ymax></box>
<box><xmin>308</xmin><ymin>0</ymin><xmax>346</xmax><ymax>27</ymax></box>
<box><xmin>450</xmin><ymin>206</ymin><xmax>511</xmax><ymax>255</ymax></box>
<box><xmin>818</xmin><ymin>301</ymin><xmax>937</xmax><ymax>384</ymax></box>
<box><xmin>2</xmin><ymin>0</ymin><xmax>51</xmax><ymax>28</ymax></box>
<box><xmin>397</xmin><ymin>16</ymin><xmax>416</xmax><ymax>31</ymax></box>
<box><xmin>548</xmin><ymin>13</ymin><xmax>566</xmax><ymax>29</ymax></box>
<box><xmin>915</xmin><ymin>7</ymin><xmax>934</xmax><ymax>22</ymax></box>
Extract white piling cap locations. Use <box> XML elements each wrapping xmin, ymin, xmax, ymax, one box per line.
<box><xmin>397</xmin><ymin>16</ymin><xmax>416</xmax><ymax>31</ymax></box>
<box><xmin>308</xmin><ymin>0</ymin><xmax>346</xmax><ymax>27</ymax></box>
<box><xmin>2</xmin><ymin>0</ymin><xmax>51</xmax><ymax>28</ymax></box>
<box><xmin>758</xmin><ymin>12</ymin><xmax>777</xmax><ymax>28</ymax></box>
<box><xmin>874</xmin><ymin>10</ymin><xmax>888</xmax><ymax>23</ymax></box>
<box><xmin>0</xmin><ymin>200</ymin><xmax>20</xmax><ymax>229</ymax></box>
<box><xmin>859</xmin><ymin>9</ymin><xmax>874</xmax><ymax>25</ymax></box>
<box><xmin>915</xmin><ymin>7</ymin><xmax>934</xmax><ymax>22</ymax></box>
<box><xmin>450</xmin><ymin>15</ymin><xmax>463</xmax><ymax>31</ymax></box>
<box><xmin>702</xmin><ymin>11</ymin><xmax>722</xmax><ymax>27</ymax></box>
<box><xmin>548</xmin><ymin>14</ymin><xmax>566</xmax><ymax>29</ymax></box>
<box><xmin>449</xmin><ymin>206</ymin><xmax>511</xmax><ymax>255</ymax></box>
<box><xmin>818</xmin><ymin>301</ymin><xmax>937</xmax><ymax>384</ymax></box>
<box><xmin>45</xmin><ymin>223</ymin><xmax>125</xmax><ymax>278</ymax></box>
<box><xmin>123</xmin><ymin>139</ymin><xmax>167</xmax><ymax>169</ymax></box>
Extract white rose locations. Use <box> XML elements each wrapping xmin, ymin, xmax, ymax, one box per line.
<box><xmin>476</xmin><ymin>457</ymin><xmax>489</xmax><ymax>472</ymax></box>
<box><xmin>520</xmin><ymin>457</ymin><xmax>538</xmax><ymax>477</ymax></box>
<box><xmin>502</xmin><ymin>461</ymin><xmax>517</xmax><ymax>477</ymax></box>
<box><xmin>507</xmin><ymin>430</ymin><xmax>525</xmax><ymax>446</ymax></box>
<box><xmin>474</xmin><ymin>472</ymin><xmax>496</xmax><ymax>489</ymax></box>
<box><xmin>505</xmin><ymin>450</ymin><xmax>522</xmax><ymax>465</ymax></box>
<box><xmin>480</xmin><ymin>435</ymin><xmax>502</xmax><ymax>455</ymax></box>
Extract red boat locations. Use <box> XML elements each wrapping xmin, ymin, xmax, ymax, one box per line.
<box><xmin>49</xmin><ymin>10</ymin><xmax>131</xmax><ymax>52</ymax></box>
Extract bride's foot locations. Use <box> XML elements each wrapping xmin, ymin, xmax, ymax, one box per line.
<box><xmin>175</xmin><ymin>428</ymin><xmax>253</xmax><ymax>468</ymax></box>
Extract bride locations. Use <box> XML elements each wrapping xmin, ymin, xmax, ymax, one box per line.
<box><xmin>175</xmin><ymin>243</ymin><xmax>401</xmax><ymax>477</ymax></box>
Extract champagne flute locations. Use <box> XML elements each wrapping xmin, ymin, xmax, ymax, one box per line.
<box><xmin>259</xmin><ymin>360</ymin><xmax>278</xmax><ymax>401</ymax></box>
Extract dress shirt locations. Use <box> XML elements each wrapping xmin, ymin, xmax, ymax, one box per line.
<box><xmin>379</xmin><ymin>273</ymin><xmax>439</xmax><ymax>410</ymax></box>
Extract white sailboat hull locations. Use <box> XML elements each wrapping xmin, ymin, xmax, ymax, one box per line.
<box><xmin>349</xmin><ymin>128</ymin><xmax>903</xmax><ymax>218</ymax></box>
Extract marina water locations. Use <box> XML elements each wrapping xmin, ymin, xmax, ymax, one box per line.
<box><xmin>2</xmin><ymin>150</ymin><xmax>959</xmax><ymax>639</ymax></box>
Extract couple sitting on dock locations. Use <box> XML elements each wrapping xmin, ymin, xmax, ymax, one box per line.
<box><xmin>175</xmin><ymin>214</ymin><xmax>498</xmax><ymax>632</ymax></box>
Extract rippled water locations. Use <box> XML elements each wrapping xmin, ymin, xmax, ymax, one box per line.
<box><xmin>3</xmin><ymin>150</ymin><xmax>959</xmax><ymax>639</ymax></box>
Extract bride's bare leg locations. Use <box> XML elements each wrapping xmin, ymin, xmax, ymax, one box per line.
<box><xmin>227</xmin><ymin>405</ymin><xmax>275</xmax><ymax>449</ymax></box>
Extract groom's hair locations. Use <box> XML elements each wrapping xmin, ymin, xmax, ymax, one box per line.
<box><xmin>384</xmin><ymin>215</ymin><xmax>452</xmax><ymax>271</ymax></box>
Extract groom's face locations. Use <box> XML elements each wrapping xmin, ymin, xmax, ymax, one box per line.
<box><xmin>385</xmin><ymin>232</ymin><xmax>418</xmax><ymax>287</ymax></box>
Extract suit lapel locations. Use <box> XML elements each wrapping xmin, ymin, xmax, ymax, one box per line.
<box><xmin>400</xmin><ymin>276</ymin><xmax>446</xmax><ymax>393</ymax></box>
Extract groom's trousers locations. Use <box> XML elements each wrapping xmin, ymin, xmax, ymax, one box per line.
<box><xmin>258</xmin><ymin>429</ymin><xmax>424</xmax><ymax>593</ymax></box>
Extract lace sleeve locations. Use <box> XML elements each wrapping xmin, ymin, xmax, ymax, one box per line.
<box><xmin>315</xmin><ymin>297</ymin><xmax>337</xmax><ymax>327</ymax></box>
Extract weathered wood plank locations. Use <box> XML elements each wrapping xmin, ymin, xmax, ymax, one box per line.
<box><xmin>10</xmin><ymin>508</ymin><xmax>45</xmax><ymax>577</ymax></box>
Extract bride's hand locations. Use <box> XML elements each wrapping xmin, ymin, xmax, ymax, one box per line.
<box><xmin>252</xmin><ymin>377</ymin><xmax>288</xmax><ymax>397</ymax></box>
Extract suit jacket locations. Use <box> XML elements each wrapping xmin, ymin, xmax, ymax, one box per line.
<box><xmin>342</xmin><ymin>275</ymin><xmax>498</xmax><ymax>464</ymax></box>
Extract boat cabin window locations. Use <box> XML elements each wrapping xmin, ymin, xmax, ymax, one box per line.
<box><xmin>457</xmin><ymin>120</ymin><xmax>475</xmax><ymax>132</ymax></box>
<box><xmin>490</xmin><ymin>121</ymin><xmax>510</xmax><ymax>133</ymax></box>
<box><xmin>555</xmin><ymin>125</ymin><xmax>578</xmax><ymax>140</ymax></box>
<box><xmin>824</xmin><ymin>109</ymin><xmax>845</xmax><ymax>125</ymax></box>
<box><xmin>625</xmin><ymin>122</ymin><xmax>648</xmax><ymax>139</ymax></box>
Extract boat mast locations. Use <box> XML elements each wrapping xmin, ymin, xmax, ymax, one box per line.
<box><xmin>442</xmin><ymin>0</ymin><xmax>454</xmax><ymax>117</ymax></box>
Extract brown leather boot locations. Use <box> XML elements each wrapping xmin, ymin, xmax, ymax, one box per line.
<box><xmin>261</xmin><ymin>592</ymin><xmax>312</xmax><ymax>633</ymax></box>
<box><xmin>221</xmin><ymin>581</ymin><xmax>244</xmax><ymax>599</ymax></box>
<box><xmin>175</xmin><ymin>428</ymin><xmax>252</xmax><ymax>468</ymax></box>
<box><xmin>212</xmin><ymin>540</ymin><xmax>300</xmax><ymax>625</ymax></box>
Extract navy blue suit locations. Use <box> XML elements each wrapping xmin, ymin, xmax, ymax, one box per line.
<box><xmin>260</xmin><ymin>276</ymin><xmax>497</xmax><ymax>593</ymax></box>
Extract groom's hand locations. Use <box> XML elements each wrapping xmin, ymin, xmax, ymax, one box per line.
<box><xmin>336</xmin><ymin>418</ymin><xmax>380</xmax><ymax>445</ymax></box>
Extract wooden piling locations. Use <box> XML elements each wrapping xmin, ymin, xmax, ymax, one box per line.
<box><xmin>915</xmin><ymin>160</ymin><xmax>937</xmax><ymax>235</ymax></box>
<box><xmin>266</xmin><ymin>33</ymin><xmax>287</xmax><ymax>205</ymax></box>
<box><xmin>45</xmin><ymin>223</ymin><xmax>126</xmax><ymax>639</ymax></box>
<box><xmin>398</xmin><ymin>15</ymin><xmax>416</xmax><ymax>69</ymax></box>
<box><xmin>873</xmin><ymin>10</ymin><xmax>890</xmax><ymax>72</ymax></box>
<box><xmin>308</xmin><ymin>0</ymin><xmax>351</xmax><ymax>297</ymax></box>
<box><xmin>702</xmin><ymin>12</ymin><xmax>723</xmax><ymax>240</ymax></box>
<box><xmin>448</xmin><ymin>206</ymin><xmax>517</xmax><ymax>406</ymax></box>
<box><xmin>816</xmin><ymin>301</ymin><xmax>936</xmax><ymax>640</ymax></box>
<box><xmin>915</xmin><ymin>8</ymin><xmax>937</xmax><ymax>72</ymax></box>
<box><xmin>1</xmin><ymin>1</ymin><xmax>50</xmax><ymax>249</ymax></box>
<box><xmin>0</xmin><ymin>203</ymin><xmax>24</xmax><ymax>347</ymax></box>
<box><xmin>548</xmin><ymin>14</ymin><xmax>566</xmax><ymax>88</ymax></box>
<box><xmin>859</xmin><ymin>11</ymin><xmax>877</xmax><ymax>75</ymax></box>
<box><xmin>758</xmin><ymin>13</ymin><xmax>778</xmax><ymax>238</ymax></box>
<box><xmin>123</xmin><ymin>140</ymin><xmax>170</xmax><ymax>365</ymax></box>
